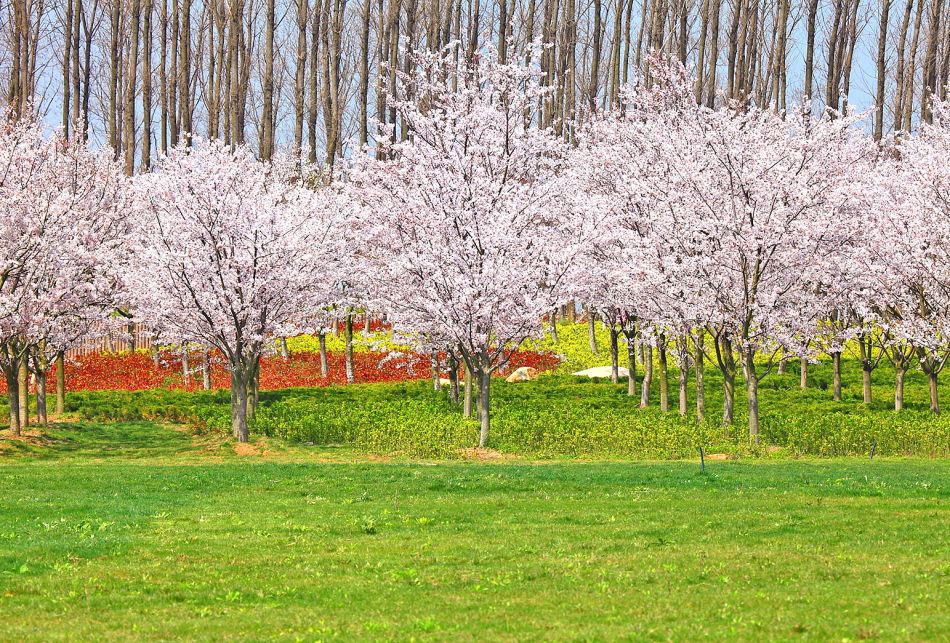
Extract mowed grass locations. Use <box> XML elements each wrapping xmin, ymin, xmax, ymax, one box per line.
<box><xmin>1</xmin><ymin>422</ymin><xmax>949</xmax><ymax>641</ymax></box>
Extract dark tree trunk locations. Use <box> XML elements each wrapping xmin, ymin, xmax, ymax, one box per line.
<box><xmin>448</xmin><ymin>353</ymin><xmax>460</xmax><ymax>404</ymax></box>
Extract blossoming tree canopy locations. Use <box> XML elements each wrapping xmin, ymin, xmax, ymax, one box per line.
<box><xmin>349</xmin><ymin>45</ymin><xmax>594</xmax><ymax>447</ymax></box>
<box><xmin>574</xmin><ymin>59</ymin><xmax>873</xmax><ymax>439</ymax></box>
<box><xmin>865</xmin><ymin>100</ymin><xmax>950</xmax><ymax>414</ymax></box>
<box><xmin>0</xmin><ymin>115</ymin><xmax>127</xmax><ymax>435</ymax></box>
<box><xmin>128</xmin><ymin>139</ymin><xmax>350</xmax><ymax>442</ymax></box>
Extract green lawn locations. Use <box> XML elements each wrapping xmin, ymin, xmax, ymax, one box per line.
<box><xmin>1</xmin><ymin>421</ymin><xmax>948</xmax><ymax>640</ymax></box>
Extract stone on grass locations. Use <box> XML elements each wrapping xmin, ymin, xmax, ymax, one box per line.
<box><xmin>505</xmin><ymin>367</ymin><xmax>539</xmax><ymax>383</ymax></box>
<box><xmin>571</xmin><ymin>366</ymin><xmax>630</xmax><ymax>378</ymax></box>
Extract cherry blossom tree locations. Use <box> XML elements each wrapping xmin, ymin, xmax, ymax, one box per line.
<box><xmin>864</xmin><ymin>101</ymin><xmax>950</xmax><ymax>414</ymax></box>
<box><xmin>576</xmin><ymin>59</ymin><xmax>871</xmax><ymax>439</ymax></box>
<box><xmin>349</xmin><ymin>45</ymin><xmax>594</xmax><ymax>447</ymax></box>
<box><xmin>0</xmin><ymin>115</ymin><xmax>127</xmax><ymax>434</ymax></box>
<box><xmin>128</xmin><ymin>140</ymin><xmax>350</xmax><ymax>442</ymax></box>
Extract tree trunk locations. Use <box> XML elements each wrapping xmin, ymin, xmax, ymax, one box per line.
<box><xmin>695</xmin><ymin>331</ymin><xmax>705</xmax><ymax>422</ymax></box>
<box><xmin>609</xmin><ymin>322</ymin><xmax>619</xmax><ymax>383</ymax></box>
<box><xmin>550</xmin><ymin>310</ymin><xmax>559</xmax><ymax>343</ymax></box>
<box><xmin>928</xmin><ymin>370</ymin><xmax>939</xmax><ymax>414</ymax></box>
<box><xmin>202</xmin><ymin>350</ymin><xmax>212</xmax><ymax>390</ymax></box>
<box><xmin>6</xmin><ymin>368</ymin><xmax>20</xmax><ymax>437</ymax></box>
<box><xmin>318</xmin><ymin>332</ymin><xmax>329</xmax><ymax>377</ymax></box>
<box><xmin>36</xmin><ymin>369</ymin><xmax>47</xmax><ymax>426</ymax></box>
<box><xmin>640</xmin><ymin>345</ymin><xmax>653</xmax><ymax>408</ymax></box>
<box><xmin>56</xmin><ymin>351</ymin><xmax>65</xmax><ymax>415</ymax></box>
<box><xmin>344</xmin><ymin>313</ymin><xmax>355</xmax><ymax>383</ymax></box>
<box><xmin>832</xmin><ymin>351</ymin><xmax>842</xmax><ymax>401</ymax></box>
<box><xmin>478</xmin><ymin>367</ymin><xmax>491</xmax><ymax>447</ymax></box>
<box><xmin>657</xmin><ymin>340</ymin><xmax>669</xmax><ymax>412</ymax></box>
<box><xmin>799</xmin><ymin>357</ymin><xmax>808</xmax><ymax>388</ymax></box>
<box><xmin>230</xmin><ymin>367</ymin><xmax>249</xmax><ymax>442</ymax></box>
<box><xmin>587</xmin><ymin>306</ymin><xmax>598</xmax><ymax>354</ymax></box>
<box><xmin>431</xmin><ymin>351</ymin><xmax>440</xmax><ymax>392</ymax></box>
<box><xmin>678</xmin><ymin>355</ymin><xmax>688</xmax><ymax>416</ymax></box>
<box><xmin>862</xmin><ymin>365</ymin><xmax>873</xmax><ymax>404</ymax></box>
<box><xmin>248</xmin><ymin>357</ymin><xmax>260</xmax><ymax>421</ymax></box>
<box><xmin>463</xmin><ymin>363</ymin><xmax>473</xmax><ymax>417</ymax></box>
<box><xmin>448</xmin><ymin>353</ymin><xmax>460</xmax><ymax>404</ymax></box>
<box><xmin>18</xmin><ymin>359</ymin><xmax>29</xmax><ymax>429</ymax></box>
<box><xmin>280</xmin><ymin>337</ymin><xmax>289</xmax><ymax>359</ymax></box>
<box><xmin>743</xmin><ymin>349</ymin><xmax>759</xmax><ymax>442</ymax></box>
<box><xmin>895</xmin><ymin>366</ymin><xmax>906</xmax><ymax>411</ymax></box>
<box><xmin>182</xmin><ymin>348</ymin><xmax>190</xmax><ymax>386</ymax></box>
<box><xmin>626</xmin><ymin>335</ymin><xmax>637</xmax><ymax>397</ymax></box>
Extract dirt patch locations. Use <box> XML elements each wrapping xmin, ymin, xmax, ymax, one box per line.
<box><xmin>232</xmin><ymin>441</ymin><xmax>275</xmax><ymax>457</ymax></box>
<box><xmin>705</xmin><ymin>453</ymin><xmax>740</xmax><ymax>461</ymax></box>
<box><xmin>456</xmin><ymin>447</ymin><xmax>521</xmax><ymax>461</ymax></box>
<box><xmin>0</xmin><ymin>429</ymin><xmax>58</xmax><ymax>445</ymax></box>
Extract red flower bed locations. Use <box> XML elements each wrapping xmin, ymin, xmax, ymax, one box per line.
<box><xmin>5</xmin><ymin>348</ymin><xmax>560</xmax><ymax>393</ymax></box>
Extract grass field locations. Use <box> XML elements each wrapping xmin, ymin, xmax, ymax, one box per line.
<box><xmin>1</xmin><ymin>421</ymin><xmax>949</xmax><ymax>641</ymax></box>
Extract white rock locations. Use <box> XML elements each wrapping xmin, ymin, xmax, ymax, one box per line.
<box><xmin>572</xmin><ymin>366</ymin><xmax>630</xmax><ymax>378</ymax></box>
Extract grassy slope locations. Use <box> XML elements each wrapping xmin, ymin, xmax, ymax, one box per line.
<box><xmin>1</xmin><ymin>422</ymin><xmax>949</xmax><ymax>641</ymax></box>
